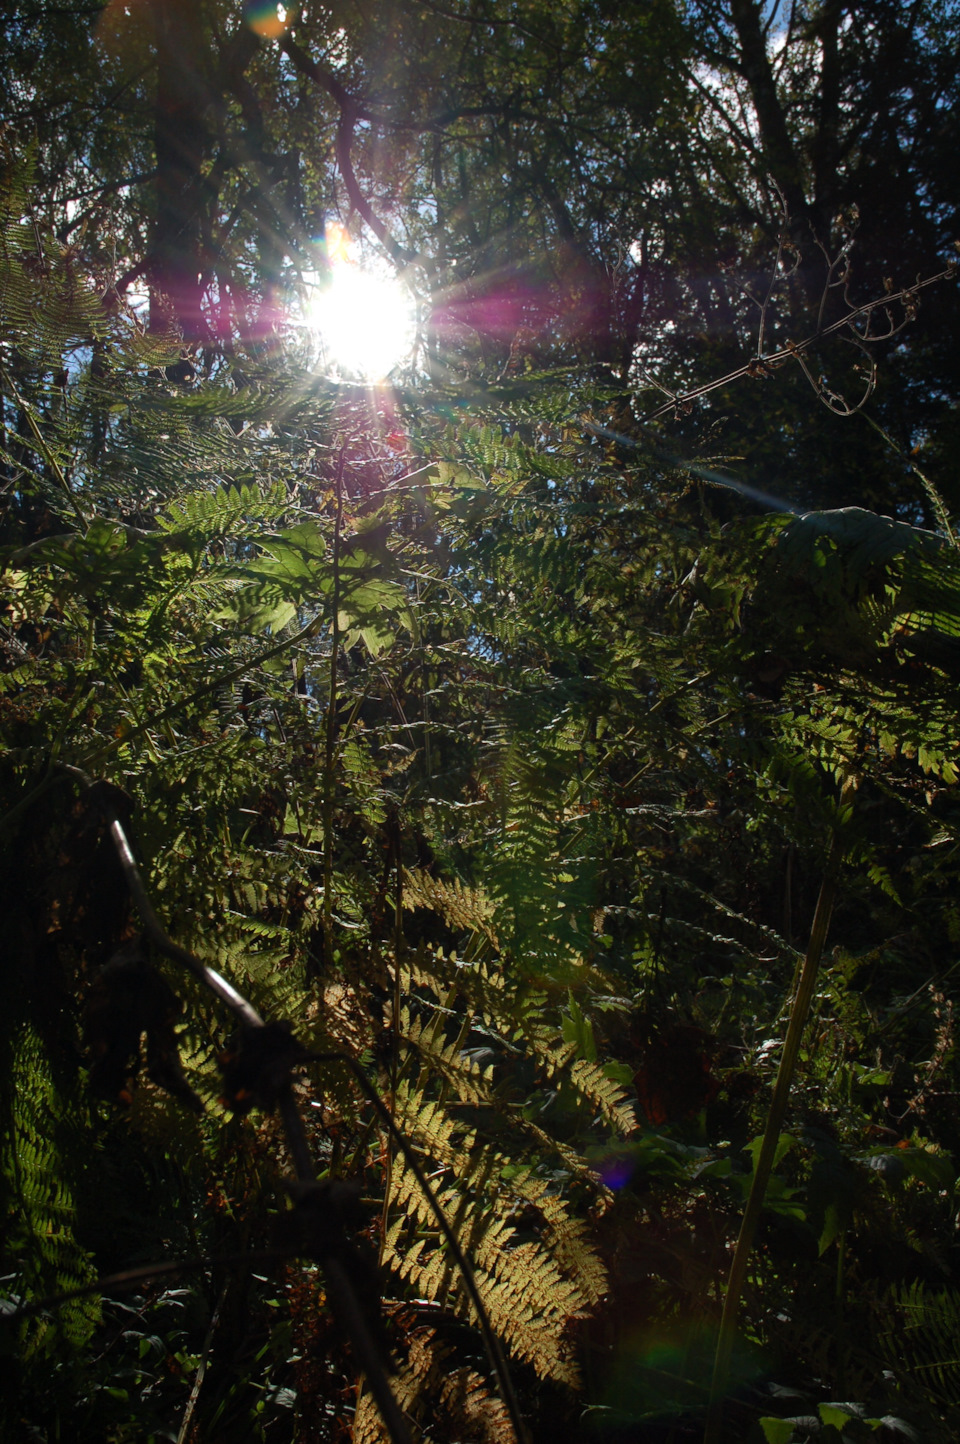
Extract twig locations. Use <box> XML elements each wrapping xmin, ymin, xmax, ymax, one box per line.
<box><xmin>754</xmin><ymin>183</ymin><xmax>797</xmax><ymax>359</ymax></box>
<box><xmin>59</xmin><ymin>767</ymin><xmax>411</xmax><ymax>1444</ymax></box>
<box><xmin>59</xmin><ymin>766</ymin><xmax>262</xmax><ymax>1027</ymax></box>
<box><xmin>279</xmin><ymin>36</ymin><xmax>411</xmax><ymax>267</ymax></box>
<box><xmin>1</xmin><ymin>1250</ymin><xmax>283</xmax><ymax>1322</ymax></box>
<box><xmin>321</xmin><ymin>445</ymin><xmax>347</xmax><ymax>974</ymax></box>
<box><xmin>176</xmin><ymin>1281</ymin><xmax>227</xmax><ymax>1444</ymax></box>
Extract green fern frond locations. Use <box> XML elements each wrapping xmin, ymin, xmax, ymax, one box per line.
<box><xmin>403</xmin><ymin>1016</ymin><xmax>496</xmax><ymax>1107</ymax></box>
<box><xmin>3</xmin><ymin>1029</ymin><xmax>99</xmax><ymax>1353</ymax></box>
<box><xmin>529</xmin><ymin>1026</ymin><xmax>578</xmax><ymax>1078</ymax></box>
<box><xmin>381</xmin><ymin>1058</ymin><xmax>609</xmax><ymax>1386</ymax></box>
<box><xmin>568</xmin><ymin>1057</ymin><xmax>637</xmax><ymax>1134</ymax></box>
<box><xmin>158</xmin><ymin>478</ymin><xmax>289</xmax><ymax>539</ymax></box>
<box><xmin>511</xmin><ymin>1177</ymin><xmax>608</xmax><ymax>1307</ymax></box>
<box><xmin>878</xmin><ymin>1281</ymin><xmax>960</xmax><ymax>1409</ymax></box>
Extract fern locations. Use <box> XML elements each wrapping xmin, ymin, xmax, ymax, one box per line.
<box><xmin>362</xmin><ymin>917</ymin><xmax>632</xmax><ymax>1414</ymax></box>
<box><xmin>354</xmin><ymin>1327</ymin><xmax>515</xmax><ymax>1443</ymax></box>
<box><xmin>403</xmin><ymin>866</ymin><xmax>499</xmax><ymax>946</ymax></box>
<box><xmin>0</xmin><ymin>148</ymin><xmax>105</xmax><ymax>365</ymax></box>
<box><xmin>878</xmin><ymin>1281</ymin><xmax>960</xmax><ymax>1412</ymax></box>
<box><xmin>1</xmin><ymin>1029</ymin><xmax>99</xmax><ymax>1354</ymax></box>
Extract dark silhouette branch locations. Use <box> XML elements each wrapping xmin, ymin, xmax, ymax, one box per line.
<box><xmin>2</xmin><ymin>1251</ymin><xmax>283</xmax><ymax>1323</ymax></box>
<box><xmin>279</xmin><ymin>35</ymin><xmax>411</xmax><ymax>266</ymax></box>
<box><xmin>56</xmin><ymin>171</ymin><xmax>158</xmax><ymax>242</ymax></box>
<box><xmin>59</xmin><ymin>765</ymin><xmax>410</xmax><ymax>1444</ymax></box>
<box><xmin>49</xmin><ymin>766</ymin><xmax>529</xmax><ymax>1444</ymax></box>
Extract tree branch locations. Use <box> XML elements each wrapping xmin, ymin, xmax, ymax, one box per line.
<box><xmin>279</xmin><ymin>35</ymin><xmax>411</xmax><ymax>266</ymax></box>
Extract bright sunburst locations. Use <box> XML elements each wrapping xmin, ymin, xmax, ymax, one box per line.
<box><xmin>306</xmin><ymin>224</ymin><xmax>416</xmax><ymax>380</ymax></box>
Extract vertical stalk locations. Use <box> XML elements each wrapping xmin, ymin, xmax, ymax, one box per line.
<box><xmin>321</xmin><ymin>446</ymin><xmax>346</xmax><ymax>973</ymax></box>
<box><xmin>834</xmin><ymin>1229</ymin><xmax>847</xmax><ymax>1397</ymax></box>
<box><xmin>783</xmin><ymin>842</ymin><xmax>794</xmax><ymax>946</ymax></box>
<box><xmin>379</xmin><ymin>826</ymin><xmax>405</xmax><ymax>1255</ymax></box>
<box><xmin>704</xmin><ymin>781</ymin><xmax>853</xmax><ymax>1444</ymax></box>
<box><xmin>391</xmin><ymin>841</ymin><xmax>404</xmax><ymax>1105</ymax></box>
<box><xmin>176</xmin><ymin>1284</ymin><xmax>225</xmax><ymax>1444</ymax></box>
<box><xmin>417</xmin><ymin>577</ymin><xmax>433</xmax><ymax>780</ymax></box>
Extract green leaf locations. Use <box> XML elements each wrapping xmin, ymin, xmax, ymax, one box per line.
<box><xmin>819</xmin><ymin>1403</ymin><xmax>863</xmax><ymax>1429</ymax></box>
<box><xmin>760</xmin><ymin>1418</ymin><xmax>796</xmax><ymax>1444</ymax></box>
<box><xmin>276</xmin><ymin>520</ymin><xmax>327</xmax><ymax>558</ymax></box>
<box><xmin>745</xmin><ymin>1133</ymin><xmax>796</xmax><ymax>1173</ymax></box>
<box><xmin>562</xmin><ymin>992</ymin><xmax>597</xmax><ymax>1063</ymax></box>
<box><xmin>873</xmin><ymin>1417</ymin><xmax>919</xmax><ymax>1440</ymax></box>
<box><xmin>897</xmin><ymin>1145</ymin><xmax>955</xmax><ymax>1192</ymax></box>
<box><xmin>437</xmin><ymin>460</ymin><xmax>479</xmax><ymax>488</ymax></box>
<box><xmin>818</xmin><ymin>1203</ymin><xmax>844</xmax><ymax>1256</ymax></box>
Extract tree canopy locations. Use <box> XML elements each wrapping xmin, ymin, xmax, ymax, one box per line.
<box><xmin>2</xmin><ymin>3</ymin><xmax>960</xmax><ymax>1442</ymax></box>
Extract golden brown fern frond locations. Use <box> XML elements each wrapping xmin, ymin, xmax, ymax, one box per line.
<box><xmin>403</xmin><ymin>867</ymin><xmax>499</xmax><ymax>946</ymax></box>
<box><xmin>353</xmin><ymin>1327</ymin><xmax>515</xmax><ymax>1442</ymax></box>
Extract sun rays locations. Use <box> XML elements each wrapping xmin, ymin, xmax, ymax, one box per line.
<box><xmin>305</xmin><ymin>223</ymin><xmax>417</xmax><ymax>381</ymax></box>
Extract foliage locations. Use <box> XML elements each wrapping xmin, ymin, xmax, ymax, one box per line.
<box><xmin>2</xmin><ymin>4</ymin><xmax>960</xmax><ymax>1442</ymax></box>
<box><xmin>1</xmin><ymin>177</ymin><xmax>634</xmax><ymax>1440</ymax></box>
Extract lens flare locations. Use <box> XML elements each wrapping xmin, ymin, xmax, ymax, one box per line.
<box><xmin>307</xmin><ymin>225</ymin><xmax>416</xmax><ymax>380</ymax></box>
<box><xmin>245</xmin><ymin>2</ymin><xmax>287</xmax><ymax>39</ymax></box>
<box><xmin>597</xmin><ymin>1152</ymin><xmax>635</xmax><ymax>1190</ymax></box>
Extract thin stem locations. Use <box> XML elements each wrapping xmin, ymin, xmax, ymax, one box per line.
<box><xmin>642</xmin><ymin>264</ymin><xmax>956</xmax><ymax>422</ymax></box>
<box><xmin>3</xmin><ymin>1251</ymin><xmax>283</xmax><ymax>1322</ymax></box>
<box><xmin>379</xmin><ymin>825</ymin><xmax>405</xmax><ymax>1258</ymax></box>
<box><xmin>324</xmin><ymin>1254</ymin><xmax>411</xmax><ymax>1444</ymax></box>
<box><xmin>0</xmin><ymin>360</ymin><xmax>88</xmax><ymax>532</ymax></box>
<box><xmin>834</xmin><ymin>1230</ymin><xmax>847</xmax><ymax>1397</ymax></box>
<box><xmin>176</xmin><ymin>1282</ymin><xmax>226</xmax><ymax>1444</ymax></box>
<box><xmin>704</xmin><ymin>780</ymin><xmax>853</xmax><ymax>1444</ymax></box>
<box><xmin>861</xmin><ymin>412</ymin><xmax>957</xmax><ymax>549</ymax></box>
<box><xmin>321</xmin><ymin>445</ymin><xmax>347</xmax><ymax>972</ymax></box>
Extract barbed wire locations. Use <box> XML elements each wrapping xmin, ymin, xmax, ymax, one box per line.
<box><xmin>641</xmin><ymin>261</ymin><xmax>957</xmax><ymax>423</ymax></box>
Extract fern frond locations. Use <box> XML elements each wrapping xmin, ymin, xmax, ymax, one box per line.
<box><xmin>403</xmin><ymin>1014</ymin><xmax>496</xmax><ymax>1107</ymax></box>
<box><xmin>569</xmin><ymin>1057</ymin><xmax>638</xmax><ymax>1134</ymax></box>
<box><xmin>3</xmin><ymin>1029</ymin><xmax>99</xmax><ymax>1352</ymax></box>
<box><xmin>354</xmin><ymin>1327</ymin><xmax>515</xmax><ymax>1443</ymax></box>
<box><xmin>878</xmin><ymin>1281</ymin><xmax>960</xmax><ymax>1409</ymax></box>
<box><xmin>382</xmin><ymin>1103</ymin><xmax>607</xmax><ymax>1389</ymax></box>
<box><xmin>403</xmin><ymin>866</ymin><xmax>499</xmax><ymax>944</ymax></box>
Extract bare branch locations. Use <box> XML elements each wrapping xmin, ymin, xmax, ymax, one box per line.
<box><xmin>59</xmin><ymin>766</ymin><xmax>410</xmax><ymax>1444</ymax></box>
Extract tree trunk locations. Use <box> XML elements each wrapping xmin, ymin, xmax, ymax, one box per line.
<box><xmin>149</xmin><ymin>0</ymin><xmax>213</xmax><ymax>341</ymax></box>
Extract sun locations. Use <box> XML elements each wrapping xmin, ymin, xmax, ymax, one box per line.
<box><xmin>307</xmin><ymin>225</ymin><xmax>416</xmax><ymax>380</ymax></box>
